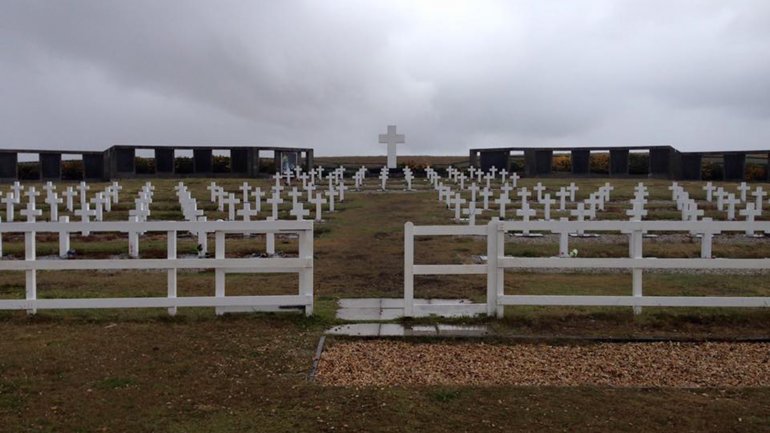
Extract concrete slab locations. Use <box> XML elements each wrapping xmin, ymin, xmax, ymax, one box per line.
<box><xmin>325</xmin><ymin>323</ymin><xmax>489</xmax><ymax>338</ymax></box>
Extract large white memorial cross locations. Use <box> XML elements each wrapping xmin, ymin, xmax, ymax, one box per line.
<box><xmin>379</xmin><ymin>125</ymin><xmax>405</xmax><ymax>169</ymax></box>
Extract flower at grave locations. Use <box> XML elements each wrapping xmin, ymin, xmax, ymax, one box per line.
<box><xmin>569</xmin><ymin>249</ymin><xmax>579</xmax><ymax>257</ymax></box>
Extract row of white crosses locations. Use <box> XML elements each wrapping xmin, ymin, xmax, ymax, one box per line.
<box><xmin>174</xmin><ymin>182</ymin><xmax>209</xmax><ymax>256</ymax></box>
<box><xmin>445</xmin><ymin>165</ymin><xmax>521</xmax><ymax>189</ymax></box>
<box><xmin>627</xmin><ymin>183</ymin><xmax>649</xmax><ymax>221</ymax></box>
<box><xmin>127</xmin><ymin>183</ymin><xmax>154</xmax><ymax>257</ymax></box>
<box><xmin>702</xmin><ymin>181</ymin><xmax>766</xmax><ymax>224</ymax></box>
<box><xmin>206</xmin><ymin>176</ymin><xmax>344</xmax><ymax>225</ymax></box>
<box><xmin>2</xmin><ymin>180</ymin><xmax>121</xmax><ymax>226</ymax></box>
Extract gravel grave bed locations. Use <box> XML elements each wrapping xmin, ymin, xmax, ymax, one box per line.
<box><xmin>316</xmin><ymin>340</ymin><xmax>770</xmax><ymax>388</ymax></box>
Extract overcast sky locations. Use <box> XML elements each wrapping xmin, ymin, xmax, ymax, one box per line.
<box><xmin>2</xmin><ymin>0</ymin><xmax>770</xmax><ymax>156</ymax></box>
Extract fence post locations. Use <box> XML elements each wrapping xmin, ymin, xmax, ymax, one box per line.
<box><xmin>298</xmin><ymin>223</ymin><xmax>314</xmax><ymax>316</ymax></box>
<box><xmin>167</xmin><ymin>230</ymin><xmax>177</xmax><ymax>316</ymax></box>
<box><xmin>215</xmin><ymin>231</ymin><xmax>225</xmax><ymax>316</ymax></box>
<box><xmin>266</xmin><ymin>217</ymin><xmax>276</xmax><ymax>255</ymax></box>
<box><xmin>197</xmin><ymin>216</ymin><xmax>208</xmax><ymax>258</ymax></box>
<box><xmin>128</xmin><ymin>230</ymin><xmax>139</xmax><ymax>258</ymax></box>
<box><xmin>25</xmin><ymin>228</ymin><xmax>36</xmax><ymax>315</ymax></box>
<box><xmin>486</xmin><ymin>219</ymin><xmax>500</xmax><ymax>318</ymax></box>
<box><xmin>403</xmin><ymin>222</ymin><xmax>414</xmax><ymax>317</ymax></box>
<box><xmin>630</xmin><ymin>227</ymin><xmax>643</xmax><ymax>315</ymax></box>
<box><xmin>58</xmin><ymin>216</ymin><xmax>70</xmax><ymax>258</ymax></box>
<box><xmin>700</xmin><ymin>219</ymin><xmax>717</xmax><ymax>259</ymax></box>
<box><xmin>0</xmin><ymin>217</ymin><xmax>3</xmax><ymax>257</ymax></box>
<box><xmin>558</xmin><ymin>223</ymin><xmax>569</xmax><ymax>257</ymax></box>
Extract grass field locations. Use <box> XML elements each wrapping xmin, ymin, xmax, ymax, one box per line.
<box><xmin>1</xmin><ymin>172</ymin><xmax>769</xmax><ymax>432</ymax></box>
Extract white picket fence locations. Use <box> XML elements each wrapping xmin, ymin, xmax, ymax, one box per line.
<box><xmin>0</xmin><ymin>220</ymin><xmax>314</xmax><ymax>316</ymax></box>
<box><xmin>404</xmin><ymin>220</ymin><xmax>770</xmax><ymax>318</ymax></box>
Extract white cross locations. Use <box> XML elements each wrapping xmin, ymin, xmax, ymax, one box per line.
<box><xmin>555</xmin><ymin>187</ymin><xmax>569</xmax><ymax>211</ymax></box>
<box><xmin>740</xmin><ymin>203</ymin><xmax>762</xmax><ymax>235</ymax></box>
<box><xmin>305</xmin><ymin>183</ymin><xmax>316</xmax><ymax>202</ymax></box>
<box><xmin>468</xmin><ymin>166</ymin><xmax>477</xmax><ymax>179</ymax></box>
<box><xmin>90</xmin><ymin>192</ymin><xmax>107</xmax><ymax>221</ymax></box>
<box><xmin>626</xmin><ymin>200</ymin><xmax>648</xmax><ymax>221</ymax></box>
<box><xmin>483</xmin><ymin>173</ymin><xmax>493</xmax><ymax>190</ymax></box>
<box><xmin>684</xmin><ymin>200</ymin><xmax>703</xmax><ymax>221</ymax></box>
<box><xmin>379</xmin><ymin>167</ymin><xmax>389</xmax><ymax>191</ymax></box>
<box><xmin>239</xmin><ymin>182</ymin><xmax>251</xmax><ymax>203</ymax></box>
<box><xmin>602</xmin><ymin>182</ymin><xmax>614</xmax><ymax>201</ymax></box>
<box><xmin>480</xmin><ymin>187</ymin><xmax>494</xmax><ymax>211</ymax></box>
<box><xmin>752</xmin><ymin>187</ymin><xmax>767</xmax><ymax>211</ymax></box>
<box><xmin>266</xmin><ymin>192</ymin><xmax>284</xmax><ymax>220</ymax></box>
<box><xmin>715</xmin><ymin>188</ymin><xmax>727</xmax><ymax>211</ymax></box>
<box><xmin>2</xmin><ymin>192</ymin><xmax>15</xmax><ymax>222</ymax></box>
<box><xmin>457</xmin><ymin>173</ymin><xmax>467</xmax><ymax>190</ymax></box>
<box><xmin>325</xmin><ymin>187</ymin><xmax>339</xmax><ymax>212</ymax></box>
<box><xmin>517</xmin><ymin>187</ymin><xmax>531</xmax><ymax>207</ymax></box>
<box><xmin>207</xmin><ymin>182</ymin><xmax>219</xmax><ymax>202</ymax></box>
<box><xmin>63</xmin><ymin>187</ymin><xmax>77</xmax><ymax>212</ymax></box>
<box><xmin>252</xmin><ymin>187</ymin><xmax>265</xmax><ymax>213</ymax></box>
<box><xmin>20</xmin><ymin>201</ymin><xmax>42</xmax><ymax>223</ymax></box>
<box><xmin>284</xmin><ymin>169</ymin><xmax>294</xmax><ymax>185</ymax></box>
<box><xmin>11</xmin><ymin>181</ymin><xmax>22</xmax><ymax>203</ymax></box>
<box><xmin>77</xmin><ymin>181</ymin><xmax>90</xmax><ymax>204</ymax></box>
<box><xmin>489</xmin><ymin>166</ymin><xmax>498</xmax><ymax>178</ymax></box>
<box><xmin>224</xmin><ymin>193</ymin><xmax>241</xmax><ymax>220</ymax></box>
<box><xmin>110</xmin><ymin>182</ymin><xmax>122</xmax><ymax>204</ymax></box>
<box><xmin>237</xmin><ymin>202</ymin><xmax>259</xmax><ymax>221</ymax></box>
<box><xmin>337</xmin><ymin>181</ymin><xmax>349</xmax><ymax>202</ymax></box>
<box><xmin>541</xmin><ymin>194</ymin><xmax>555</xmax><ymax>221</ymax></box>
<box><xmin>74</xmin><ymin>202</ymin><xmax>97</xmax><ymax>235</ymax></box>
<box><xmin>494</xmin><ymin>192</ymin><xmax>511</xmax><ymax>219</ymax></box>
<box><xmin>45</xmin><ymin>192</ymin><xmax>62</xmax><ymax>222</ymax></box>
<box><xmin>566</xmin><ymin>182</ymin><xmax>578</xmax><ymax>202</ymax></box>
<box><xmin>510</xmin><ymin>172</ymin><xmax>520</xmax><ymax>188</ymax></box>
<box><xmin>462</xmin><ymin>201</ymin><xmax>479</xmax><ymax>225</ymax></box>
<box><xmin>738</xmin><ymin>182</ymin><xmax>750</xmax><ymax>202</ymax></box>
<box><xmin>499</xmin><ymin>169</ymin><xmax>508</xmax><ymax>181</ymax></box>
<box><xmin>703</xmin><ymin>182</ymin><xmax>716</xmax><ymax>202</ymax></box>
<box><xmin>273</xmin><ymin>172</ymin><xmax>283</xmax><ymax>188</ymax></box>
<box><xmin>289</xmin><ymin>201</ymin><xmax>310</xmax><ymax>221</ymax></box>
<box><xmin>516</xmin><ymin>202</ymin><xmax>537</xmax><ymax>222</ymax></box>
<box><xmin>570</xmin><ymin>203</ymin><xmax>590</xmax><ymax>231</ymax></box>
<box><xmin>379</xmin><ymin>125</ymin><xmax>405</xmax><ymax>169</ymax></box>
<box><xmin>102</xmin><ymin>186</ymin><xmax>113</xmax><ymax>212</ymax></box>
<box><xmin>585</xmin><ymin>194</ymin><xmax>599</xmax><ymax>218</ymax></box>
<box><xmin>215</xmin><ymin>187</ymin><xmax>226</xmax><ymax>212</ymax></box>
<box><xmin>404</xmin><ymin>170</ymin><xmax>414</xmax><ymax>191</ymax></box>
<box><xmin>451</xmin><ymin>193</ymin><xmax>467</xmax><ymax>220</ymax></box>
<box><xmin>299</xmin><ymin>173</ymin><xmax>309</xmax><ymax>189</ymax></box>
<box><xmin>43</xmin><ymin>182</ymin><xmax>56</xmax><ymax>202</ymax></box>
<box><xmin>725</xmin><ymin>194</ymin><xmax>740</xmax><ymax>221</ymax></box>
<box><xmin>467</xmin><ymin>183</ymin><xmax>480</xmax><ymax>203</ymax></box>
<box><xmin>533</xmin><ymin>183</ymin><xmax>546</xmax><ymax>203</ymax></box>
<box><xmin>25</xmin><ymin>187</ymin><xmax>40</xmax><ymax>208</ymax></box>
<box><xmin>288</xmin><ymin>187</ymin><xmax>303</xmax><ymax>207</ymax></box>
<box><xmin>309</xmin><ymin>192</ymin><xmax>327</xmax><ymax>222</ymax></box>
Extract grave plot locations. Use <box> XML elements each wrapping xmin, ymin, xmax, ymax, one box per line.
<box><xmin>316</xmin><ymin>340</ymin><xmax>770</xmax><ymax>387</ymax></box>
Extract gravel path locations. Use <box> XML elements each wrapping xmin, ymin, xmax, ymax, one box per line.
<box><xmin>317</xmin><ymin>340</ymin><xmax>770</xmax><ymax>388</ymax></box>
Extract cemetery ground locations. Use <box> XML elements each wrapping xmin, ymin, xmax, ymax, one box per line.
<box><xmin>1</xmin><ymin>175</ymin><xmax>770</xmax><ymax>432</ymax></box>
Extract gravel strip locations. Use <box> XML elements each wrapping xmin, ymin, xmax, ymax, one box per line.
<box><xmin>317</xmin><ymin>340</ymin><xmax>770</xmax><ymax>388</ymax></box>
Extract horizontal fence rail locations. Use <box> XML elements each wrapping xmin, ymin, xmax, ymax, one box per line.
<box><xmin>0</xmin><ymin>220</ymin><xmax>314</xmax><ymax>316</ymax></box>
<box><xmin>405</xmin><ymin>220</ymin><xmax>770</xmax><ymax>318</ymax></box>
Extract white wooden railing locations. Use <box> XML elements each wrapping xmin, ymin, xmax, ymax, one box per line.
<box><xmin>0</xmin><ymin>220</ymin><xmax>314</xmax><ymax>316</ymax></box>
<box><xmin>405</xmin><ymin>220</ymin><xmax>770</xmax><ymax>318</ymax></box>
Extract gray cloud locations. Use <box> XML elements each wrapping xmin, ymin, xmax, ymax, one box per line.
<box><xmin>1</xmin><ymin>0</ymin><xmax>770</xmax><ymax>155</ymax></box>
